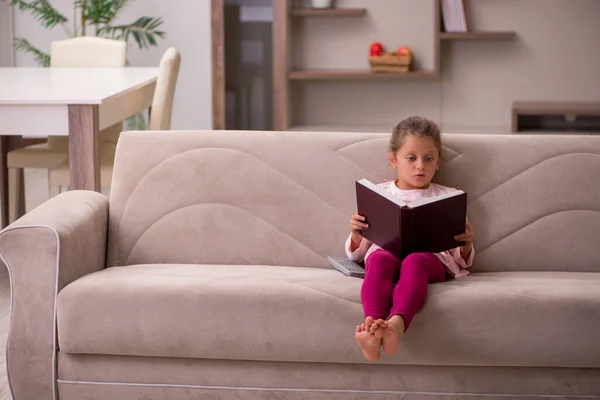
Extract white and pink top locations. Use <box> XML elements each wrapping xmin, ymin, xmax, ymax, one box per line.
<box><xmin>345</xmin><ymin>181</ymin><xmax>474</xmax><ymax>278</ymax></box>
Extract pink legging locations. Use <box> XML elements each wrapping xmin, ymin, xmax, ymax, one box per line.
<box><xmin>361</xmin><ymin>250</ymin><xmax>447</xmax><ymax>331</ymax></box>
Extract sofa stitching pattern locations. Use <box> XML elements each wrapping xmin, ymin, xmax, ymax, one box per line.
<box><xmin>335</xmin><ymin>138</ymin><xmax>462</xmax><ymax>162</ymax></box>
<box><xmin>124</xmin><ymin>203</ymin><xmax>326</xmax><ymax>265</ymax></box>
<box><xmin>112</xmin><ymin>137</ymin><xmax>599</xmax><ymax>270</ymax></box>
<box><xmin>468</xmin><ymin>152</ymin><xmax>600</xmax><ymax>204</ymax></box>
<box><xmin>115</xmin><ymin>141</ymin><xmax>466</xmax><ymax>265</ymax></box>
<box><xmin>116</xmin><ymin>147</ymin><xmax>351</xmax><ymax>264</ymax></box>
<box><xmin>285</xmin><ymin>281</ymin><xmax>362</xmax><ymax>307</ymax></box>
<box><xmin>477</xmin><ymin>209</ymin><xmax>600</xmax><ymax>255</ymax></box>
<box><xmin>335</xmin><ymin>139</ymin><xmax>462</xmax><ymax>174</ymax></box>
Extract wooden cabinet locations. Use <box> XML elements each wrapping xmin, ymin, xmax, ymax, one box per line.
<box><xmin>512</xmin><ymin>102</ymin><xmax>600</xmax><ymax>134</ymax></box>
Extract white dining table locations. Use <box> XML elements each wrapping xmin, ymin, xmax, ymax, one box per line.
<box><xmin>0</xmin><ymin>67</ymin><xmax>159</xmax><ymax>227</ymax></box>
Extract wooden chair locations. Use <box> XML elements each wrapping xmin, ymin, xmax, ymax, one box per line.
<box><xmin>7</xmin><ymin>37</ymin><xmax>127</xmax><ymax>223</ymax></box>
<box><xmin>47</xmin><ymin>47</ymin><xmax>182</xmax><ymax>194</ymax></box>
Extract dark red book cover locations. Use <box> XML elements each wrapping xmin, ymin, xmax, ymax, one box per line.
<box><xmin>355</xmin><ymin>179</ymin><xmax>467</xmax><ymax>259</ymax></box>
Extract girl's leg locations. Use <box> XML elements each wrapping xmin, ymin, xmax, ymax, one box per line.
<box><xmin>356</xmin><ymin>249</ymin><xmax>402</xmax><ymax>362</ymax></box>
<box><xmin>389</xmin><ymin>252</ymin><xmax>447</xmax><ymax>330</ymax></box>
<box><xmin>361</xmin><ymin>249</ymin><xmax>402</xmax><ymax>320</ymax></box>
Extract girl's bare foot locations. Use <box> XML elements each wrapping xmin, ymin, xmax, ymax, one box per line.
<box><xmin>370</xmin><ymin>319</ymin><xmax>388</xmax><ymax>339</ymax></box>
<box><xmin>364</xmin><ymin>316</ymin><xmax>375</xmax><ymax>329</ymax></box>
<box><xmin>355</xmin><ymin>322</ymin><xmax>381</xmax><ymax>362</ymax></box>
<box><xmin>381</xmin><ymin>315</ymin><xmax>406</xmax><ymax>355</ymax></box>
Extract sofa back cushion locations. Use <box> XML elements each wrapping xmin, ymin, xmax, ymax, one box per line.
<box><xmin>107</xmin><ymin>130</ymin><xmax>600</xmax><ymax>272</ymax></box>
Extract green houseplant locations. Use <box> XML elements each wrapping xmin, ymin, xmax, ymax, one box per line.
<box><xmin>5</xmin><ymin>0</ymin><xmax>166</xmax><ymax>128</ymax></box>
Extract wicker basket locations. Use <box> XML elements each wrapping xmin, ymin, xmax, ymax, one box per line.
<box><xmin>368</xmin><ymin>55</ymin><xmax>412</xmax><ymax>73</ymax></box>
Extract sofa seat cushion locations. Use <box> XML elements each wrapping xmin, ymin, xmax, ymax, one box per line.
<box><xmin>56</xmin><ymin>265</ymin><xmax>600</xmax><ymax>367</ymax></box>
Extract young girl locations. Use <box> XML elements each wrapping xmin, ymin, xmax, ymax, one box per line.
<box><xmin>347</xmin><ymin>116</ymin><xmax>474</xmax><ymax>362</ymax></box>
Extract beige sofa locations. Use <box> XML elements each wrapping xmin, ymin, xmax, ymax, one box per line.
<box><xmin>1</xmin><ymin>130</ymin><xmax>599</xmax><ymax>400</ymax></box>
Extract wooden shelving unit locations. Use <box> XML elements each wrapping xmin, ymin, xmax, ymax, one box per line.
<box><xmin>288</xmin><ymin>69</ymin><xmax>438</xmax><ymax>81</ymax></box>
<box><xmin>272</xmin><ymin>0</ymin><xmax>519</xmax><ymax>131</ymax></box>
<box><xmin>291</xmin><ymin>8</ymin><xmax>367</xmax><ymax>17</ymax></box>
<box><xmin>273</xmin><ymin>1</ymin><xmax>445</xmax><ymax>130</ymax></box>
<box><xmin>440</xmin><ymin>31</ymin><xmax>517</xmax><ymax>41</ymax></box>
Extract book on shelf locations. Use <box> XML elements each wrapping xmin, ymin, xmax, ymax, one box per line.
<box><xmin>355</xmin><ymin>179</ymin><xmax>467</xmax><ymax>259</ymax></box>
<box><xmin>441</xmin><ymin>0</ymin><xmax>468</xmax><ymax>33</ymax></box>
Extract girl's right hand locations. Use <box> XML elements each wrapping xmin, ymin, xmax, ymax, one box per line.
<box><xmin>350</xmin><ymin>213</ymin><xmax>368</xmax><ymax>245</ymax></box>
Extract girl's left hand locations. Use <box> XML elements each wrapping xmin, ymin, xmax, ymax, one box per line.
<box><xmin>454</xmin><ymin>221</ymin><xmax>474</xmax><ymax>258</ymax></box>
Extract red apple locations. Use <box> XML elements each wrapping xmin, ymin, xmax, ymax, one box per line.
<box><xmin>370</xmin><ymin>42</ymin><xmax>384</xmax><ymax>57</ymax></box>
<box><xmin>396</xmin><ymin>46</ymin><xmax>412</xmax><ymax>57</ymax></box>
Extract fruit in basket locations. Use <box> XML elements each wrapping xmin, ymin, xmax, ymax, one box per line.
<box><xmin>370</xmin><ymin>42</ymin><xmax>384</xmax><ymax>57</ymax></box>
<box><xmin>396</xmin><ymin>46</ymin><xmax>412</xmax><ymax>57</ymax></box>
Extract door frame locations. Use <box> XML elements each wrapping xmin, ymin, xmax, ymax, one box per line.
<box><xmin>211</xmin><ymin>0</ymin><xmax>284</xmax><ymax>130</ymax></box>
<box><xmin>211</xmin><ymin>0</ymin><xmax>225</xmax><ymax>130</ymax></box>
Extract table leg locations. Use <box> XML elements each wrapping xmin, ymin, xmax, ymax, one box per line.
<box><xmin>0</xmin><ymin>136</ymin><xmax>24</xmax><ymax>228</ymax></box>
<box><xmin>68</xmin><ymin>105</ymin><xmax>100</xmax><ymax>191</ymax></box>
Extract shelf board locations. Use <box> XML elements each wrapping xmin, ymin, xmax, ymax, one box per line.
<box><xmin>440</xmin><ymin>31</ymin><xmax>517</xmax><ymax>41</ymax></box>
<box><xmin>291</xmin><ymin>8</ymin><xmax>367</xmax><ymax>17</ymax></box>
<box><xmin>289</xmin><ymin>70</ymin><xmax>438</xmax><ymax>81</ymax></box>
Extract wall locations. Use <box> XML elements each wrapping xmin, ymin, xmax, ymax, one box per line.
<box><xmin>0</xmin><ymin>1</ymin><xmax>11</xmax><ymax>66</ymax></box>
<box><xmin>10</xmin><ymin>0</ymin><xmax>212</xmax><ymax>129</ymax></box>
<box><xmin>293</xmin><ymin>0</ymin><xmax>600</xmax><ymax>134</ymax></box>
<box><xmin>293</xmin><ymin>0</ymin><xmax>439</xmax><ymax>131</ymax></box>
<box><xmin>441</xmin><ymin>0</ymin><xmax>600</xmax><ymax>133</ymax></box>
<box><xmin>5</xmin><ymin>1</ymin><xmax>600</xmax><ymax>133</ymax></box>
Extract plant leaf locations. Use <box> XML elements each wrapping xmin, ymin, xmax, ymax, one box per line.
<box><xmin>8</xmin><ymin>0</ymin><xmax>68</xmax><ymax>29</ymax></box>
<box><xmin>13</xmin><ymin>37</ymin><xmax>51</xmax><ymax>67</ymax></box>
<box><xmin>125</xmin><ymin>111</ymin><xmax>147</xmax><ymax>130</ymax></box>
<box><xmin>98</xmin><ymin>16</ymin><xmax>165</xmax><ymax>49</ymax></box>
<box><xmin>76</xmin><ymin>0</ymin><xmax>129</xmax><ymax>25</ymax></box>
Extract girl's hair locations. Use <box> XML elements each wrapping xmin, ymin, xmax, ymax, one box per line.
<box><xmin>389</xmin><ymin>116</ymin><xmax>442</xmax><ymax>155</ymax></box>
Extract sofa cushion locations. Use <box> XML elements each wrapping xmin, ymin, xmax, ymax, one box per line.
<box><xmin>56</xmin><ymin>265</ymin><xmax>600</xmax><ymax>368</ymax></box>
<box><xmin>107</xmin><ymin>131</ymin><xmax>600</xmax><ymax>273</ymax></box>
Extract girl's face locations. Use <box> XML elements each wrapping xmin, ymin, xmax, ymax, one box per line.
<box><xmin>389</xmin><ymin>135</ymin><xmax>440</xmax><ymax>190</ymax></box>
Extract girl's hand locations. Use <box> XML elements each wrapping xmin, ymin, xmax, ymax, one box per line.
<box><xmin>350</xmin><ymin>213</ymin><xmax>368</xmax><ymax>248</ymax></box>
<box><xmin>454</xmin><ymin>221</ymin><xmax>474</xmax><ymax>259</ymax></box>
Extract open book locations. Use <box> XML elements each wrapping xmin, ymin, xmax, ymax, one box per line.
<box><xmin>355</xmin><ymin>179</ymin><xmax>467</xmax><ymax>259</ymax></box>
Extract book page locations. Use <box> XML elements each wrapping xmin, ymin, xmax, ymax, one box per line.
<box><xmin>408</xmin><ymin>190</ymin><xmax>464</xmax><ymax>208</ymax></box>
<box><xmin>357</xmin><ymin>179</ymin><xmax>408</xmax><ymax>207</ymax></box>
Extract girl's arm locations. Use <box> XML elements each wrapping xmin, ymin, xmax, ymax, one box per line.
<box><xmin>453</xmin><ymin>220</ymin><xmax>475</xmax><ymax>267</ymax></box>
<box><xmin>451</xmin><ymin>245</ymin><xmax>474</xmax><ymax>268</ymax></box>
<box><xmin>344</xmin><ymin>234</ymin><xmax>372</xmax><ymax>263</ymax></box>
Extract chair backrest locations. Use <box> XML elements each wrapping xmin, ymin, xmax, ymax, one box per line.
<box><xmin>148</xmin><ymin>47</ymin><xmax>181</xmax><ymax>131</ymax></box>
<box><xmin>50</xmin><ymin>37</ymin><xmax>127</xmax><ymax>68</ymax></box>
<box><xmin>48</xmin><ymin>37</ymin><xmax>126</xmax><ymax>146</ymax></box>
<box><xmin>107</xmin><ymin>130</ymin><xmax>600</xmax><ymax>272</ymax></box>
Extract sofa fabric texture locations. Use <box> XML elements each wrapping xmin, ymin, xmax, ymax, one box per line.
<box><xmin>107</xmin><ymin>131</ymin><xmax>600</xmax><ymax>274</ymax></box>
<box><xmin>1</xmin><ymin>130</ymin><xmax>599</xmax><ymax>400</ymax></box>
<box><xmin>57</xmin><ymin>265</ymin><xmax>600</xmax><ymax>368</ymax></box>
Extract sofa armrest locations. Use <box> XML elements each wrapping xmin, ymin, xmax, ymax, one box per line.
<box><xmin>0</xmin><ymin>190</ymin><xmax>108</xmax><ymax>400</ymax></box>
